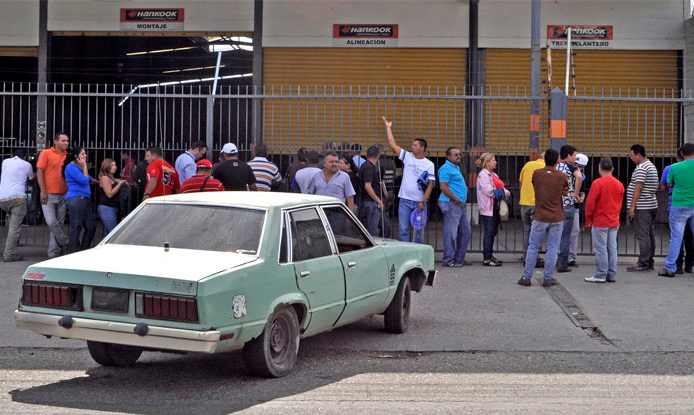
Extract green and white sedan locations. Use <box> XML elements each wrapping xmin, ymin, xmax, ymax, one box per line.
<box><xmin>15</xmin><ymin>192</ymin><xmax>436</xmax><ymax>377</ymax></box>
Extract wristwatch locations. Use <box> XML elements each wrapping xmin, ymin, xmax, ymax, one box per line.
<box><xmin>144</xmin><ymin>192</ymin><xmax>150</xmax><ymax>196</ymax></box>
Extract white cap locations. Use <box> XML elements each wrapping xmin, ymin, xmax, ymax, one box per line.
<box><xmin>576</xmin><ymin>153</ymin><xmax>589</xmax><ymax>166</ymax></box>
<box><xmin>221</xmin><ymin>143</ymin><xmax>238</xmax><ymax>154</ymax></box>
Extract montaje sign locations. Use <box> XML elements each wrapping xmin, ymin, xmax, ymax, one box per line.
<box><xmin>547</xmin><ymin>25</ymin><xmax>613</xmax><ymax>49</ymax></box>
<box><xmin>333</xmin><ymin>24</ymin><xmax>398</xmax><ymax>47</ymax></box>
<box><xmin>120</xmin><ymin>9</ymin><xmax>184</xmax><ymax>31</ymax></box>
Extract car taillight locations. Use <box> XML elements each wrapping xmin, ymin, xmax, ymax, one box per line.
<box><xmin>22</xmin><ymin>282</ymin><xmax>83</xmax><ymax>311</ymax></box>
<box><xmin>135</xmin><ymin>292</ymin><xmax>198</xmax><ymax>323</ymax></box>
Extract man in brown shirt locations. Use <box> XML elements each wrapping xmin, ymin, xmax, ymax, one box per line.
<box><xmin>518</xmin><ymin>148</ymin><xmax>569</xmax><ymax>287</ymax></box>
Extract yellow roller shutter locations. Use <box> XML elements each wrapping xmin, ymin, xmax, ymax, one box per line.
<box><xmin>485</xmin><ymin>49</ymin><xmax>679</xmax><ymax>156</ymax></box>
<box><xmin>263</xmin><ymin>48</ymin><xmax>466</xmax><ymax>155</ymax></box>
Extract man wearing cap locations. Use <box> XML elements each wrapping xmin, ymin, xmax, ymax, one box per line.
<box><xmin>175</xmin><ymin>141</ymin><xmax>207</xmax><ymax>186</ymax></box>
<box><xmin>180</xmin><ymin>159</ymin><xmax>225</xmax><ymax>193</ymax></box>
<box><xmin>569</xmin><ymin>153</ymin><xmax>589</xmax><ymax>266</ymax></box>
<box><xmin>0</xmin><ymin>149</ymin><xmax>35</xmax><ymax>262</ymax></box>
<box><xmin>213</xmin><ymin>143</ymin><xmax>257</xmax><ymax>191</ymax></box>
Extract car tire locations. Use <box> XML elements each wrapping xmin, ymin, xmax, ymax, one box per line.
<box><xmin>243</xmin><ymin>306</ymin><xmax>300</xmax><ymax>378</ymax></box>
<box><xmin>87</xmin><ymin>341</ymin><xmax>143</xmax><ymax>366</ymax></box>
<box><xmin>384</xmin><ymin>276</ymin><xmax>411</xmax><ymax>334</ymax></box>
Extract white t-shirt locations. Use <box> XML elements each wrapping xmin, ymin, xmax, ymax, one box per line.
<box><xmin>0</xmin><ymin>156</ymin><xmax>34</xmax><ymax>200</ymax></box>
<box><xmin>295</xmin><ymin>167</ymin><xmax>321</xmax><ymax>193</ymax></box>
<box><xmin>398</xmin><ymin>149</ymin><xmax>435</xmax><ymax>202</ymax></box>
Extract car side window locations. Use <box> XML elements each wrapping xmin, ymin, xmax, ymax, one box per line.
<box><xmin>322</xmin><ymin>206</ymin><xmax>372</xmax><ymax>253</ymax></box>
<box><xmin>279</xmin><ymin>216</ymin><xmax>288</xmax><ymax>263</ymax></box>
<box><xmin>289</xmin><ymin>208</ymin><xmax>333</xmax><ymax>262</ymax></box>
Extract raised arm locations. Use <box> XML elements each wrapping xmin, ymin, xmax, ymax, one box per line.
<box><xmin>381</xmin><ymin>116</ymin><xmax>403</xmax><ymax>155</ymax></box>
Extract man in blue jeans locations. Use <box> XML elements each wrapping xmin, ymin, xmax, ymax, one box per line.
<box><xmin>518</xmin><ymin>148</ymin><xmax>569</xmax><ymax>287</ymax></box>
<box><xmin>659</xmin><ymin>143</ymin><xmax>694</xmax><ymax>277</ymax></box>
<box><xmin>555</xmin><ymin>145</ymin><xmax>583</xmax><ymax>273</ymax></box>
<box><xmin>358</xmin><ymin>145</ymin><xmax>391</xmax><ymax>238</ymax></box>
<box><xmin>438</xmin><ymin>147</ymin><xmax>471</xmax><ymax>267</ymax></box>
<box><xmin>382</xmin><ymin>116</ymin><xmax>435</xmax><ymax>243</ymax></box>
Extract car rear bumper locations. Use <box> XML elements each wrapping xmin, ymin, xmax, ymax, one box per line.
<box><xmin>15</xmin><ymin>310</ymin><xmax>220</xmax><ymax>353</ymax></box>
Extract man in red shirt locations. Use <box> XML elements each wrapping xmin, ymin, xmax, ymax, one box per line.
<box><xmin>584</xmin><ymin>157</ymin><xmax>625</xmax><ymax>283</ymax></box>
<box><xmin>142</xmin><ymin>146</ymin><xmax>179</xmax><ymax>201</ymax></box>
<box><xmin>180</xmin><ymin>159</ymin><xmax>225</xmax><ymax>193</ymax></box>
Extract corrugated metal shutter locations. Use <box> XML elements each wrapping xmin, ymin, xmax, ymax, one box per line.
<box><xmin>485</xmin><ymin>49</ymin><xmax>679</xmax><ymax>156</ymax></box>
<box><xmin>0</xmin><ymin>46</ymin><xmax>38</xmax><ymax>57</ymax></box>
<box><xmin>263</xmin><ymin>48</ymin><xmax>466</xmax><ymax>155</ymax></box>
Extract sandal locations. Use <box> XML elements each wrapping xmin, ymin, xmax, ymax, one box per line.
<box><xmin>483</xmin><ymin>258</ymin><xmax>502</xmax><ymax>267</ymax></box>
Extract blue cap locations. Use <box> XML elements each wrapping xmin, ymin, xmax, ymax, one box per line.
<box><xmin>410</xmin><ymin>207</ymin><xmax>428</xmax><ymax>230</ymax></box>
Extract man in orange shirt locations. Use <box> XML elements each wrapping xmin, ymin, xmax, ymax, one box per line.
<box><xmin>36</xmin><ymin>132</ymin><xmax>70</xmax><ymax>257</ymax></box>
<box><xmin>142</xmin><ymin>146</ymin><xmax>180</xmax><ymax>201</ymax></box>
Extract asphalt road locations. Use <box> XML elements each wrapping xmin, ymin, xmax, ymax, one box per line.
<box><xmin>1</xmin><ymin>252</ymin><xmax>693</xmax><ymax>414</ymax></box>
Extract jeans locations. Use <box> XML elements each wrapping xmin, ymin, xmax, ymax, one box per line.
<box><xmin>520</xmin><ymin>205</ymin><xmax>535</xmax><ymax>254</ymax></box>
<box><xmin>97</xmin><ymin>204</ymin><xmax>119</xmax><ymax>238</ymax></box>
<box><xmin>66</xmin><ymin>196</ymin><xmax>96</xmax><ymax>253</ymax></box>
<box><xmin>0</xmin><ymin>197</ymin><xmax>27</xmax><ymax>259</ymax></box>
<box><xmin>676</xmin><ymin>220</ymin><xmax>694</xmax><ymax>269</ymax></box>
<box><xmin>664</xmin><ymin>206</ymin><xmax>694</xmax><ymax>272</ymax></box>
<box><xmin>523</xmin><ymin>220</ymin><xmax>563</xmax><ymax>280</ymax></box>
<box><xmin>362</xmin><ymin>199</ymin><xmax>391</xmax><ymax>238</ymax></box>
<box><xmin>634</xmin><ymin>208</ymin><xmax>657</xmax><ymax>268</ymax></box>
<box><xmin>41</xmin><ymin>193</ymin><xmax>68</xmax><ymax>257</ymax></box>
<box><xmin>569</xmin><ymin>207</ymin><xmax>580</xmax><ymax>262</ymax></box>
<box><xmin>557</xmin><ymin>205</ymin><xmax>575</xmax><ymax>268</ymax></box>
<box><xmin>438</xmin><ymin>201</ymin><xmax>471</xmax><ymax>264</ymax></box>
<box><xmin>398</xmin><ymin>198</ymin><xmax>425</xmax><ymax>243</ymax></box>
<box><xmin>481</xmin><ymin>214</ymin><xmax>499</xmax><ymax>260</ymax></box>
<box><xmin>592</xmin><ymin>226</ymin><xmax>619</xmax><ymax>281</ymax></box>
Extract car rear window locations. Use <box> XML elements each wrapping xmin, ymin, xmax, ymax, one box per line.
<box><xmin>107</xmin><ymin>203</ymin><xmax>265</xmax><ymax>253</ymax></box>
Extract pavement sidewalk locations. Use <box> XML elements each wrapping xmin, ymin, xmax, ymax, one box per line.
<box><xmin>2</xmin><ymin>252</ymin><xmax>692</xmax><ymax>353</ymax></box>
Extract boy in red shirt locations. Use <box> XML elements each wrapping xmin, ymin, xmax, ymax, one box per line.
<box><xmin>142</xmin><ymin>146</ymin><xmax>179</xmax><ymax>200</ymax></box>
<box><xmin>584</xmin><ymin>157</ymin><xmax>625</xmax><ymax>283</ymax></box>
<box><xmin>180</xmin><ymin>159</ymin><xmax>225</xmax><ymax>193</ymax></box>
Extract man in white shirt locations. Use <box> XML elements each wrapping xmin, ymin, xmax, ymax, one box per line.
<box><xmin>382</xmin><ymin>116</ymin><xmax>435</xmax><ymax>243</ymax></box>
<box><xmin>0</xmin><ymin>149</ymin><xmax>35</xmax><ymax>261</ymax></box>
<box><xmin>292</xmin><ymin>151</ymin><xmax>321</xmax><ymax>193</ymax></box>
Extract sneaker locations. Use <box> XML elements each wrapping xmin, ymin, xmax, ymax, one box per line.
<box><xmin>556</xmin><ymin>266</ymin><xmax>572</xmax><ymax>273</ymax></box>
<box><xmin>676</xmin><ymin>266</ymin><xmax>684</xmax><ymax>275</ymax></box>
<box><xmin>568</xmin><ymin>260</ymin><xmax>578</xmax><ymax>267</ymax></box>
<box><xmin>535</xmin><ymin>258</ymin><xmax>545</xmax><ymax>268</ymax></box>
<box><xmin>542</xmin><ymin>278</ymin><xmax>558</xmax><ymax>287</ymax></box>
<box><xmin>658</xmin><ymin>268</ymin><xmax>676</xmax><ymax>278</ymax></box>
<box><xmin>584</xmin><ymin>276</ymin><xmax>606</xmax><ymax>283</ymax></box>
<box><xmin>456</xmin><ymin>260</ymin><xmax>473</xmax><ymax>266</ymax></box>
<box><xmin>483</xmin><ymin>258</ymin><xmax>502</xmax><ymax>267</ymax></box>
<box><xmin>490</xmin><ymin>256</ymin><xmax>503</xmax><ymax>264</ymax></box>
<box><xmin>2</xmin><ymin>255</ymin><xmax>24</xmax><ymax>262</ymax></box>
<box><xmin>442</xmin><ymin>262</ymin><xmax>463</xmax><ymax>268</ymax></box>
<box><xmin>626</xmin><ymin>265</ymin><xmax>650</xmax><ymax>272</ymax></box>
<box><xmin>606</xmin><ymin>278</ymin><xmax>616</xmax><ymax>283</ymax></box>
<box><xmin>517</xmin><ymin>277</ymin><xmax>531</xmax><ymax>286</ymax></box>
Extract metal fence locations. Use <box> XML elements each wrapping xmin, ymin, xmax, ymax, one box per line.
<box><xmin>0</xmin><ymin>82</ymin><xmax>688</xmax><ymax>257</ymax></box>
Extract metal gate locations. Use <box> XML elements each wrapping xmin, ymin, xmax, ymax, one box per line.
<box><xmin>0</xmin><ymin>82</ymin><xmax>686</xmax><ymax>257</ymax></box>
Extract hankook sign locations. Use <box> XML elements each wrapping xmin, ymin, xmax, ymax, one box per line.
<box><xmin>548</xmin><ymin>25</ymin><xmax>613</xmax><ymax>49</ymax></box>
<box><xmin>120</xmin><ymin>8</ymin><xmax>184</xmax><ymax>31</ymax></box>
<box><xmin>333</xmin><ymin>24</ymin><xmax>399</xmax><ymax>47</ymax></box>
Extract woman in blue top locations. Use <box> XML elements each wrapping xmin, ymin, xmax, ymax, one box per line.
<box><xmin>63</xmin><ymin>146</ymin><xmax>96</xmax><ymax>253</ymax></box>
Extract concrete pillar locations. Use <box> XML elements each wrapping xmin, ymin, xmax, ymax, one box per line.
<box><xmin>550</xmin><ymin>87</ymin><xmax>567</xmax><ymax>150</ymax></box>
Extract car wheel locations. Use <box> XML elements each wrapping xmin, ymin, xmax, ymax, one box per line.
<box><xmin>87</xmin><ymin>341</ymin><xmax>143</xmax><ymax>366</ymax></box>
<box><xmin>243</xmin><ymin>306</ymin><xmax>300</xmax><ymax>378</ymax></box>
<box><xmin>384</xmin><ymin>276</ymin><xmax>411</xmax><ymax>333</ymax></box>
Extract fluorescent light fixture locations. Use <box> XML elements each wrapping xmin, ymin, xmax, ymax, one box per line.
<box><xmin>126</xmin><ymin>46</ymin><xmax>195</xmax><ymax>56</ymax></box>
<box><xmin>180</xmin><ymin>78</ymin><xmax>201</xmax><ymax>84</ymax></box>
<box><xmin>126</xmin><ymin>51</ymin><xmax>148</xmax><ymax>56</ymax></box>
<box><xmin>208</xmin><ymin>44</ymin><xmax>235</xmax><ymax>52</ymax></box>
<box><xmin>158</xmin><ymin>81</ymin><xmax>180</xmax><ymax>86</ymax></box>
<box><xmin>162</xmin><ymin>65</ymin><xmax>224</xmax><ymax>74</ymax></box>
<box><xmin>237</xmin><ymin>45</ymin><xmax>253</xmax><ymax>51</ymax></box>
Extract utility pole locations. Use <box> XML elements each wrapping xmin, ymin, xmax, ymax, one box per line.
<box><xmin>529</xmin><ymin>0</ymin><xmax>540</xmax><ymax>158</ymax></box>
<box><xmin>36</xmin><ymin>0</ymin><xmax>48</xmax><ymax>151</ymax></box>
<box><xmin>252</xmin><ymin>0</ymin><xmax>264</xmax><ymax>146</ymax></box>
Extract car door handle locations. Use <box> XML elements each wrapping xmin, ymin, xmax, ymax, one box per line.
<box><xmin>347</xmin><ymin>261</ymin><xmax>357</xmax><ymax>269</ymax></box>
<box><xmin>300</xmin><ymin>271</ymin><xmax>311</xmax><ymax>278</ymax></box>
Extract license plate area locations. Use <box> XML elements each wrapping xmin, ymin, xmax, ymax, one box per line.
<box><xmin>91</xmin><ymin>288</ymin><xmax>129</xmax><ymax>313</ymax></box>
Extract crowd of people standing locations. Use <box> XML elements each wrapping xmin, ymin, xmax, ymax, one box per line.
<box><xmin>1</xmin><ymin>127</ymin><xmax>694</xmax><ymax>287</ymax></box>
